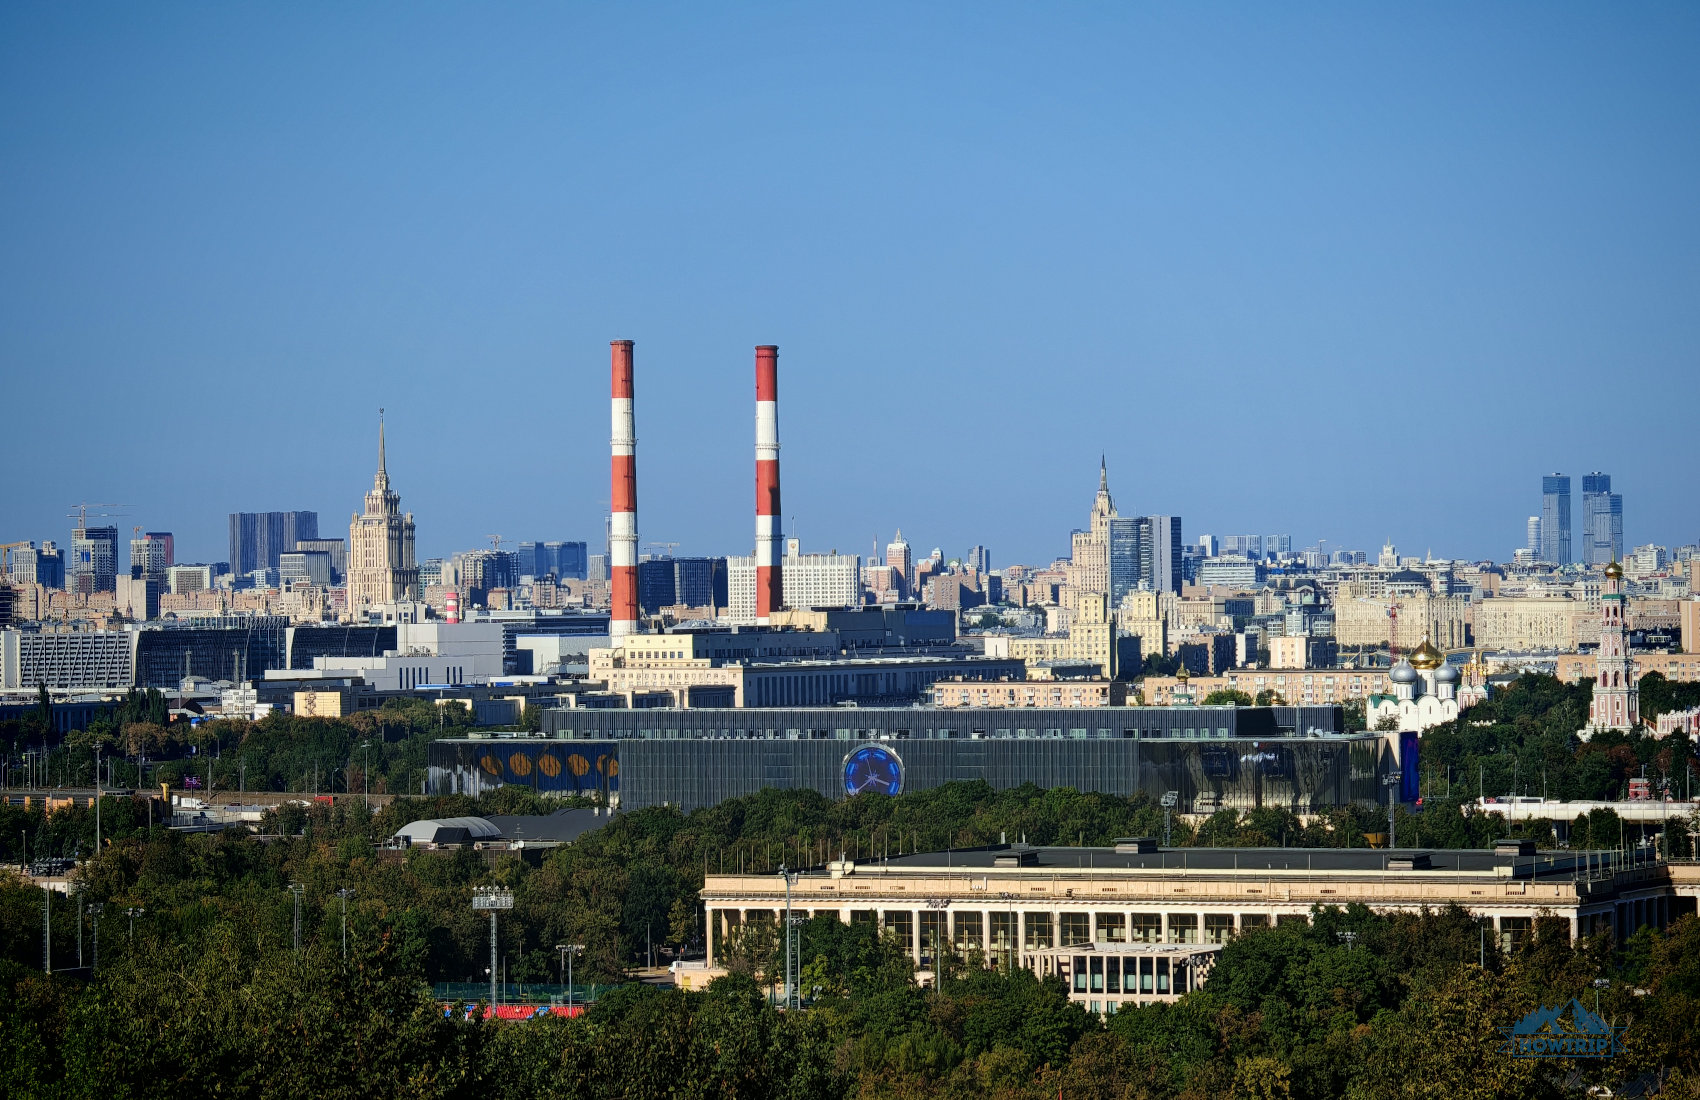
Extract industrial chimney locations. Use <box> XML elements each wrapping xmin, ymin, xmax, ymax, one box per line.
<box><xmin>754</xmin><ymin>345</ymin><xmax>782</xmax><ymax>624</ymax></box>
<box><xmin>610</xmin><ymin>340</ymin><xmax>639</xmax><ymax>637</ymax></box>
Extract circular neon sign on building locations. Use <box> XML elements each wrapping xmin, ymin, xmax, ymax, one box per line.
<box><xmin>843</xmin><ymin>745</ymin><xmax>903</xmax><ymax>797</ymax></box>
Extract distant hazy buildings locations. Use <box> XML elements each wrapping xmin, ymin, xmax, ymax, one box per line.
<box><xmin>346</xmin><ymin>417</ymin><xmax>420</xmax><ymax>612</ymax></box>
<box><xmin>1526</xmin><ymin>516</ymin><xmax>1542</xmax><ymax>558</ymax></box>
<box><xmin>517</xmin><ymin>540</ymin><xmax>588</xmax><ymax>581</ymax></box>
<box><xmin>228</xmin><ymin>510</ymin><xmax>318</xmax><ymax>576</ymax></box>
<box><xmin>1541</xmin><ymin>474</ymin><xmax>1571</xmax><ymax>565</ymax></box>
<box><xmin>638</xmin><ymin>556</ymin><xmax>728</xmax><ymax>616</ymax></box>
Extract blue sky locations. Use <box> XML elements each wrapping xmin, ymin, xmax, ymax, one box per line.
<box><xmin>2</xmin><ymin>3</ymin><xmax>1696</xmax><ymax>567</ymax></box>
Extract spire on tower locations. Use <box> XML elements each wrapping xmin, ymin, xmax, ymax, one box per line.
<box><xmin>374</xmin><ymin>408</ymin><xmax>389</xmax><ymax>491</ymax></box>
<box><xmin>1099</xmin><ymin>455</ymin><xmax>1107</xmax><ymax>493</ymax></box>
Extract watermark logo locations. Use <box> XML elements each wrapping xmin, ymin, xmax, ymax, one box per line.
<box><xmin>1497</xmin><ymin>999</ymin><xmax>1624</xmax><ymax>1059</ymax></box>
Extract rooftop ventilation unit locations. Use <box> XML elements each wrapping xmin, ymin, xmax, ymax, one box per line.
<box><xmin>1114</xmin><ymin>837</ymin><xmax>1158</xmax><ymax>854</ymax></box>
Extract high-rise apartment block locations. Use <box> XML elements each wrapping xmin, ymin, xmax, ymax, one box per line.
<box><xmin>70</xmin><ymin>524</ymin><xmax>118</xmax><ymax>594</ymax></box>
<box><xmin>885</xmin><ymin>531</ymin><xmax>912</xmax><ymax>598</ymax></box>
<box><xmin>1541</xmin><ymin>474</ymin><xmax>1571</xmax><ymax>565</ymax></box>
<box><xmin>728</xmin><ymin>549</ymin><xmax>859</xmax><ymax>623</ymax></box>
<box><xmin>1580</xmin><ymin>473</ymin><xmax>1623</xmax><ymax>566</ymax></box>
<box><xmin>967</xmin><ymin>545</ymin><xmax>990</xmax><ymax>575</ymax></box>
<box><xmin>517</xmin><ymin>540</ymin><xmax>588</xmax><ymax>581</ymax></box>
<box><xmin>1263</xmin><ymin>534</ymin><xmax>1292</xmax><ymax>559</ymax></box>
<box><xmin>129</xmin><ymin>532</ymin><xmax>172</xmax><ymax>581</ymax></box>
<box><xmin>7</xmin><ymin>541</ymin><xmax>65</xmax><ymax>588</ymax></box>
<box><xmin>1525</xmin><ymin>516</ymin><xmax>1542</xmax><ymax>557</ymax></box>
<box><xmin>1141</xmin><ymin>516</ymin><xmax>1183</xmax><ymax>595</ymax></box>
<box><xmin>346</xmin><ymin>417</ymin><xmax>420</xmax><ymax>611</ymax></box>
<box><xmin>638</xmin><ymin>556</ymin><xmax>728</xmax><ymax>615</ymax></box>
<box><xmin>228</xmin><ymin>511</ymin><xmax>318</xmax><ymax>576</ymax></box>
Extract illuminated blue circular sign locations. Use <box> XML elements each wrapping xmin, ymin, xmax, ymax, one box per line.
<box><xmin>843</xmin><ymin>745</ymin><xmax>903</xmax><ymax>797</ymax></box>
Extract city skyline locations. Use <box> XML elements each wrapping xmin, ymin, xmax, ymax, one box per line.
<box><xmin>4</xmin><ymin>6</ymin><xmax>1698</xmax><ymax>565</ymax></box>
<box><xmin>1</xmin><ymin>433</ymin><xmax>1684</xmax><ymax>572</ymax></box>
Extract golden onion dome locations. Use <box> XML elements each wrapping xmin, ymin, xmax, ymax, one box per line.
<box><xmin>1603</xmin><ymin>560</ymin><xmax>1623</xmax><ymax>579</ymax></box>
<box><xmin>1408</xmin><ymin>637</ymin><xmax>1444</xmax><ymax>670</ymax></box>
<box><xmin>1176</xmin><ymin>666</ymin><xmax>1190</xmax><ymax>683</ymax></box>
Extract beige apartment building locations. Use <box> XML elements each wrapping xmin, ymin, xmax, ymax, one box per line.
<box><xmin>1115</xmin><ymin>591</ymin><xmax>1166</xmax><ymax>664</ymax></box>
<box><xmin>1334</xmin><ymin>591</ymin><xmax>1470</xmax><ymax>650</ymax></box>
<box><xmin>933</xmin><ymin>678</ymin><xmax>1128</xmax><ymax>708</ymax></box>
<box><xmin>1474</xmin><ymin>596</ymin><xmax>1582</xmax><ymax>651</ymax></box>
<box><xmin>1141</xmin><ymin>667</ymin><xmax>1391</xmax><ymax>707</ymax></box>
<box><xmin>1553</xmin><ymin>651</ymin><xmax>1700</xmax><ymax>686</ymax></box>
<box><xmin>1000</xmin><ymin>594</ymin><xmax>1121</xmax><ymax>678</ymax></box>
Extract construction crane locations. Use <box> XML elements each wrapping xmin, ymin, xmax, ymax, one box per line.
<box><xmin>66</xmin><ymin>502</ymin><xmax>128</xmax><ymax>528</ymax></box>
<box><xmin>488</xmin><ymin>535</ymin><xmax>504</xmax><ymax>552</ymax></box>
<box><xmin>645</xmin><ymin>541</ymin><xmax>680</xmax><ymax>559</ymax></box>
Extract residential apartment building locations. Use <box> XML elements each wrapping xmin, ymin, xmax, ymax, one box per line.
<box><xmin>1474</xmin><ymin>597</ymin><xmax>1581</xmax><ymax>651</ymax></box>
<box><xmin>1142</xmin><ymin>667</ymin><xmax>1391</xmax><ymax>707</ymax></box>
<box><xmin>727</xmin><ymin>550</ymin><xmax>860</xmax><ymax>623</ymax></box>
<box><xmin>934</xmin><ymin>678</ymin><xmax>1129</xmax><ymax>708</ymax></box>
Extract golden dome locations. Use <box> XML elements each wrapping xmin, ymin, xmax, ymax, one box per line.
<box><xmin>1408</xmin><ymin>637</ymin><xmax>1444</xmax><ymax>670</ymax></box>
<box><xmin>1603</xmin><ymin>560</ymin><xmax>1623</xmax><ymax>579</ymax></box>
<box><xmin>1176</xmin><ymin>666</ymin><xmax>1190</xmax><ymax>683</ymax></box>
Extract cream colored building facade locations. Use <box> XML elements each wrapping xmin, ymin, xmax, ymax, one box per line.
<box><xmin>934</xmin><ymin>677</ymin><xmax>1128</xmax><ymax>708</ymax></box>
<box><xmin>702</xmin><ymin>845</ymin><xmax>1682</xmax><ymax>991</ymax></box>
<box><xmin>1004</xmin><ymin>594</ymin><xmax>1120</xmax><ymax>678</ymax></box>
<box><xmin>1474</xmin><ymin>596</ymin><xmax>1581</xmax><ymax>651</ymax></box>
<box><xmin>1334</xmin><ymin>590</ymin><xmax>1470</xmax><ymax>650</ymax></box>
<box><xmin>346</xmin><ymin>419</ymin><xmax>420</xmax><ymax>614</ymax></box>
<box><xmin>1142</xmin><ymin>667</ymin><xmax>1392</xmax><ymax>707</ymax></box>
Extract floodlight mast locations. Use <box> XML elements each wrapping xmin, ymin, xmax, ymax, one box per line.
<box><xmin>472</xmin><ymin>888</ymin><xmax>515</xmax><ymax>1014</ymax></box>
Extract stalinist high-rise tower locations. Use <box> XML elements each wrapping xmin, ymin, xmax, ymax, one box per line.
<box><xmin>347</xmin><ymin>412</ymin><xmax>420</xmax><ymax>611</ymax></box>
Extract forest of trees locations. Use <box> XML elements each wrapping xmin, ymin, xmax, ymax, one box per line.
<box><xmin>3</xmin><ymin>671</ymin><xmax>1700</xmax><ymax>1094</ymax></box>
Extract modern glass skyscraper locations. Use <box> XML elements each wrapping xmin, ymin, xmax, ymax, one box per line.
<box><xmin>1541</xmin><ymin>474</ymin><xmax>1571</xmax><ymax>564</ymax></box>
<box><xmin>1140</xmin><ymin>515</ymin><xmax>1183</xmax><ymax>595</ymax></box>
<box><xmin>1580</xmin><ymin>473</ymin><xmax>1623</xmax><ymax>566</ymax></box>
<box><xmin>1525</xmin><ymin>516</ymin><xmax>1541</xmax><ymax>556</ymax></box>
<box><xmin>1107</xmin><ymin>517</ymin><xmax>1141</xmax><ymax>606</ymax></box>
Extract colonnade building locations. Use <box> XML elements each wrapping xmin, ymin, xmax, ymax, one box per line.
<box><xmin>703</xmin><ymin>841</ymin><xmax>1698</xmax><ymax>1013</ymax></box>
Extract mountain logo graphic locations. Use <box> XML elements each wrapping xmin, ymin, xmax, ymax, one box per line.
<box><xmin>1498</xmin><ymin>999</ymin><xmax>1623</xmax><ymax>1059</ymax></box>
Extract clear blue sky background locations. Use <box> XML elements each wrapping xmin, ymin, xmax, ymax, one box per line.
<box><xmin>3</xmin><ymin>3</ymin><xmax>1696</xmax><ymax>568</ymax></box>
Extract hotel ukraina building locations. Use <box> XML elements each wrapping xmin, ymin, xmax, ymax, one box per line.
<box><xmin>702</xmin><ymin>840</ymin><xmax>1699</xmax><ymax>1015</ymax></box>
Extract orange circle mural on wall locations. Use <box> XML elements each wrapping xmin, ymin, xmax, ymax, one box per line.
<box><xmin>507</xmin><ymin>753</ymin><xmax>533</xmax><ymax>777</ymax></box>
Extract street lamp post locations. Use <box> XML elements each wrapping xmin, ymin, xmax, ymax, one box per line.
<box><xmin>556</xmin><ymin>943</ymin><xmax>584</xmax><ymax>1011</ymax></box>
<box><xmin>472</xmin><ymin>887</ymin><xmax>515</xmax><ymax>1014</ymax></box>
<box><xmin>1383</xmin><ymin>773</ymin><xmax>1401</xmax><ymax>850</ymax></box>
<box><xmin>777</xmin><ymin>865</ymin><xmax>799</xmax><ymax>1010</ymax></box>
<box><xmin>288</xmin><ymin>883</ymin><xmax>304</xmax><ymax>953</ymax></box>
<box><xmin>125</xmin><ymin>906</ymin><xmax>144</xmax><ymax>947</ymax></box>
<box><xmin>336</xmin><ymin>888</ymin><xmax>355</xmax><ymax>959</ymax></box>
<box><xmin>361</xmin><ymin>742</ymin><xmax>371</xmax><ymax>812</ymax></box>
<box><xmin>89</xmin><ymin>902</ymin><xmax>103</xmax><ymax>973</ymax></box>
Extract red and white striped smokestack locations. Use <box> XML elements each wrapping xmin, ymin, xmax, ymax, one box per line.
<box><xmin>610</xmin><ymin>340</ymin><xmax>639</xmax><ymax>637</ymax></box>
<box><xmin>754</xmin><ymin>345</ymin><xmax>783</xmax><ymax>624</ymax></box>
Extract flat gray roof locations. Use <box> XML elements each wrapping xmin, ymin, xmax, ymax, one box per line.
<box><xmin>860</xmin><ymin>844</ymin><xmax>1608</xmax><ymax>880</ymax></box>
